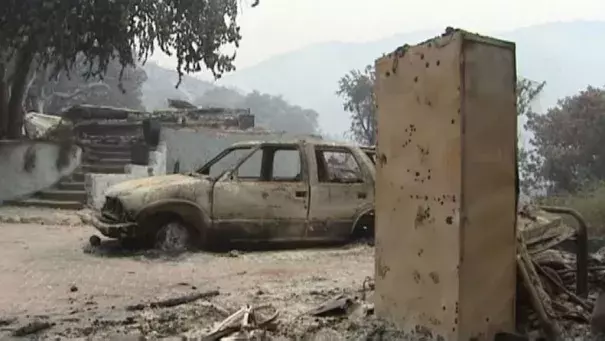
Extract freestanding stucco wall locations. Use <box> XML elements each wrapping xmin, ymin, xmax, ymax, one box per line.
<box><xmin>373</xmin><ymin>31</ymin><xmax>517</xmax><ymax>340</ymax></box>
<box><xmin>161</xmin><ymin>125</ymin><xmax>320</xmax><ymax>173</ymax></box>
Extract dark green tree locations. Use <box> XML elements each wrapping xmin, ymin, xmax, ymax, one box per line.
<box><xmin>336</xmin><ymin>65</ymin><xmax>376</xmax><ymax>145</ymax></box>
<box><xmin>516</xmin><ymin>78</ymin><xmax>546</xmax><ymax>194</ymax></box>
<box><xmin>0</xmin><ymin>0</ymin><xmax>255</xmax><ymax>138</ymax></box>
<box><xmin>525</xmin><ymin>86</ymin><xmax>605</xmax><ymax>194</ymax></box>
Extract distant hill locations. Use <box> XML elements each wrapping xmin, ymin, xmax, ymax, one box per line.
<box><xmin>215</xmin><ymin>21</ymin><xmax>605</xmax><ymax>135</ymax></box>
<box><xmin>140</xmin><ymin>62</ymin><xmax>320</xmax><ymax>134</ymax></box>
<box><xmin>141</xmin><ymin>61</ymin><xmax>214</xmax><ymax>111</ymax></box>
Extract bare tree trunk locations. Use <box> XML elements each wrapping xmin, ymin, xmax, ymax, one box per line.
<box><xmin>24</xmin><ymin>67</ymin><xmax>44</xmax><ymax>113</ymax></box>
<box><xmin>0</xmin><ymin>65</ymin><xmax>8</xmax><ymax>138</ymax></box>
<box><xmin>6</xmin><ymin>47</ymin><xmax>34</xmax><ymax>138</ymax></box>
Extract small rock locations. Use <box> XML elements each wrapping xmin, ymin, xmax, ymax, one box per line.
<box><xmin>0</xmin><ymin>317</ymin><xmax>16</xmax><ymax>326</ymax></box>
<box><xmin>227</xmin><ymin>250</ymin><xmax>242</xmax><ymax>257</ymax></box>
<box><xmin>12</xmin><ymin>320</ymin><xmax>54</xmax><ymax>336</ymax></box>
<box><xmin>5</xmin><ymin>216</ymin><xmax>22</xmax><ymax>224</ymax></box>
<box><xmin>70</xmin><ymin>284</ymin><xmax>78</xmax><ymax>292</ymax></box>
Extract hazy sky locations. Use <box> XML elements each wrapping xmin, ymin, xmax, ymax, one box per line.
<box><xmin>152</xmin><ymin>0</ymin><xmax>605</xmax><ymax>73</ymax></box>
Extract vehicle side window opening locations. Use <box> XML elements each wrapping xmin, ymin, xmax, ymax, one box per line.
<box><xmin>268</xmin><ymin>147</ymin><xmax>302</xmax><ymax>182</ymax></box>
<box><xmin>365</xmin><ymin>152</ymin><xmax>376</xmax><ymax>164</ymax></box>
<box><xmin>234</xmin><ymin>146</ymin><xmax>303</xmax><ymax>182</ymax></box>
<box><xmin>235</xmin><ymin>149</ymin><xmax>262</xmax><ymax>180</ymax></box>
<box><xmin>315</xmin><ymin>149</ymin><xmax>364</xmax><ymax>183</ymax></box>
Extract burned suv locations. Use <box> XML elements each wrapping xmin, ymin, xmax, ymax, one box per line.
<box><xmin>91</xmin><ymin>139</ymin><xmax>376</xmax><ymax>251</ymax></box>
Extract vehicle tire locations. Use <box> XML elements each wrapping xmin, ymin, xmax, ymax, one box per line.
<box><xmin>352</xmin><ymin>213</ymin><xmax>375</xmax><ymax>245</ymax></box>
<box><xmin>89</xmin><ymin>235</ymin><xmax>101</xmax><ymax>247</ymax></box>
<box><xmin>155</xmin><ymin>220</ymin><xmax>194</xmax><ymax>253</ymax></box>
<box><xmin>122</xmin><ymin>237</ymin><xmax>142</xmax><ymax>250</ymax></box>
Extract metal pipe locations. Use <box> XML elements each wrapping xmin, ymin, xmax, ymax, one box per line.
<box><xmin>539</xmin><ymin>205</ymin><xmax>589</xmax><ymax>298</ymax></box>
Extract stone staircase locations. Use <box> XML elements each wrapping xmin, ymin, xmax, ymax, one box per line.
<box><xmin>9</xmin><ymin>142</ymin><xmax>134</xmax><ymax>210</ymax></box>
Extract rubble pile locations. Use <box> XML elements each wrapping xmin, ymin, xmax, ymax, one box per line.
<box><xmin>158</xmin><ymin>98</ymin><xmax>255</xmax><ymax>130</ymax></box>
<box><xmin>514</xmin><ymin>205</ymin><xmax>598</xmax><ymax>339</ymax></box>
<box><xmin>517</xmin><ymin>249</ymin><xmax>593</xmax><ymax>338</ymax></box>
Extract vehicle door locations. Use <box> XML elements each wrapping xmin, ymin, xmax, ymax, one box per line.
<box><xmin>306</xmin><ymin>145</ymin><xmax>374</xmax><ymax>240</ymax></box>
<box><xmin>211</xmin><ymin>144</ymin><xmax>310</xmax><ymax>242</ymax></box>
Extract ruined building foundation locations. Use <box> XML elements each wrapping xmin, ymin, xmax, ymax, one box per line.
<box><xmin>373</xmin><ymin>31</ymin><xmax>518</xmax><ymax>340</ymax></box>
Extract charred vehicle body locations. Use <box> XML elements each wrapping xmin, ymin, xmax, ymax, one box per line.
<box><xmin>92</xmin><ymin>140</ymin><xmax>376</xmax><ymax>251</ymax></box>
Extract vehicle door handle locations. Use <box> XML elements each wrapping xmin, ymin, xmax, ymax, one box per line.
<box><xmin>295</xmin><ymin>191</ymin><xmax>307</xmax><ymax>198</ymax></box>
<box><xmin>358</xmin><ymin>192</ymin><xmax>367</xmax><ymax>199</ymax></box>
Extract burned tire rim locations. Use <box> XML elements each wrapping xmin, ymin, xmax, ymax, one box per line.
<box><xmin>353</xmin><ymin>214</ymin><xmax>374</xmax><ymax>244</ymax></box>
<box><xmin>155</xmin><ymin>221</ymin><xmax>191</xmax><ymax>253</ymax></box>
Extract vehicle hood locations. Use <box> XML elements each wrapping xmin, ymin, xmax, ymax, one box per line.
<box><xmin>104</xmin><ymin>174</ymin><xmax>210</xmax><ymax>214</ymax></box>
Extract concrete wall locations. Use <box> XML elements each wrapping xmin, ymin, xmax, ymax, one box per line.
<box><xmin>86</xmin><ymin>173</ymin><xmax>142</xmax><ymax>210</ymax></box>
<box><xmin>374</xmin><ymin>31</ymin><xmax>517</xmax><ymax>340</ymax></box>
<box><xmin>0</xmin><ymin>140</ymin><xmax>82</xmax><ymax>202</ymax></box>
<box><xmin>124</xmin><ymin>143</ymin><xmax>167</xmax><ymax>176</ymax></box>
<box><xmin>161</xmin><ymin>125</ymin><xmax>320</xmax><ymax>174</ymax></box>
<box><xmin>86</xmin><ymin>143</ymin><xmax>167</xmax><ymax>210</ymax></box>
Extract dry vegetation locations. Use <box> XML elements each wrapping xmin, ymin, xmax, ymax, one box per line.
<box><xmin>538</xmin><ymin>184</ymin><xmax>605</xmax><ymax>238</ymax></box>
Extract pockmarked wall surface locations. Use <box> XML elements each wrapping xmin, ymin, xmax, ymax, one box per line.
<box><xmin>373</xmin><ymin>31</ymin><xmax>517</xmax><ymax>341</ymax></box>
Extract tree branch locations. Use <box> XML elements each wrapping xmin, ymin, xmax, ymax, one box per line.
<box><xmin>50</xmin><ymin>81</ymin><xmax>110</xmax><ymax>101</ymax></box>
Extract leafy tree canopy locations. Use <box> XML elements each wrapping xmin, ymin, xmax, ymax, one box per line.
<box><xmin>336</xmin><ymin>65</ymin><xmax>376</xmax><ymax>145</ymax></box>
<box><xmin>516</xmin><ymin>78</ymin><xmax>546</xmax><ymax>194</ymax></box>
<box><xmin>525</xmin><ymin>86</ymin><xmax>605</xmax><ymax>194</ymax></box>
<box><xmin>0</xmin><ymin>0</ymin><xmax>243</xmax><ymax>80</ymax></box>
<box><xmin>0</xmin><ymin>0</ymin><xmax>254</xmax><ymax>138</ymax></box>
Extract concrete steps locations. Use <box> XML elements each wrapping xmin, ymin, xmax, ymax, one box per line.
<box><xmin>82</xmin><ymin>143</ymin><xmax>132</xmax><ymax>153</ymax></box>
<box><xmin>8</xmin><ymin>198</ymin><xmax>84</xmax><ymax>210</ymax></box>
<box><xmin>67</xmin><ymin>172</ymin><xmax>85</xmax><ymax>182</ymax></box>
<box><xmin>38</xmin><ymin>189</ymin><xmax>86</xmax><ymax>202</ymax></box>
<box><xmin>81</xmin><ymin>164</ymin><xmax>126</xmax><ymax>174</ymax></box>
<box><xmin>57</xmin><ymin>181</ymin><xmax>85</xmax><ymax>191</ymax></box>
<box><xmin>86</xmin><ymin>150</ymin><xmax>131</xmax><ymax>159</ymax></box>
<box><xmin>11</xmin><ymin>137</ymin><xmax>140</xmax><ymax>210</ymax></box>
<box><xmin>83</xmin><ymin>156</ymin><xmax>131</xmax><ymax>167</ymax></box>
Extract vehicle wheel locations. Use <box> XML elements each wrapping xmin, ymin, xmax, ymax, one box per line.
<box><xmin>155</xmin><ymin>221</ymin><xmax>193</xmax><ymax>253</ymax></box>
<box><xmin>352</xmin><ymin>213</ymin><xmax>374</xmax><ymax>245</ymax></box>
<box><xmin>89</xmin><ymin>235</ymin><xmax>101</xmax><ymax>247</ymax></box>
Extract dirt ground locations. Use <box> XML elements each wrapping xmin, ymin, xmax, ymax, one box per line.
<box><xmin>0</xmin><ymin>208</ymin><xmax>399</xmax><ymax>340</ymax></box>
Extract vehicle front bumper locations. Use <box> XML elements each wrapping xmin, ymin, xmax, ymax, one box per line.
<box><xmin>91</xmin><ymin>213</ymin><xmax>138</xmax><ymax>239</ymax></box>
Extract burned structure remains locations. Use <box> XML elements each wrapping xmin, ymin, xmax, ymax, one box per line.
<box><xmin>9</xmin><ymin>101</ymin><xmax>318</xmax><ymax>210</ymax></box>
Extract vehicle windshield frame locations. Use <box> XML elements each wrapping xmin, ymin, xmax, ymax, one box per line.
<box><xmin>360</xmin><ymin>147</ymin><xmax>376</xmax><ymax>164</ymax></box>
<box><xmin>195</xmin><ymin>145</ymin><xmax>261</xmax><ymax>179</ymax></box>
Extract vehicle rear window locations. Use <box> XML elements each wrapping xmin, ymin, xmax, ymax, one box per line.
<box><xmin>315</xmin><ymin>149</ymin><xmax>364</xmax><ymax>183</ymax></box>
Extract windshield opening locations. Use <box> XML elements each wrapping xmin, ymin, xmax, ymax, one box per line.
<box><xmin>196</xmin><ymin>146</ymin><xmax>254</xmax><ymax>179</ymax></box>
<box><xmin>363</xmin><ymin>150</ymin><xmax>376</xmax><ymax>164</ymax></box>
